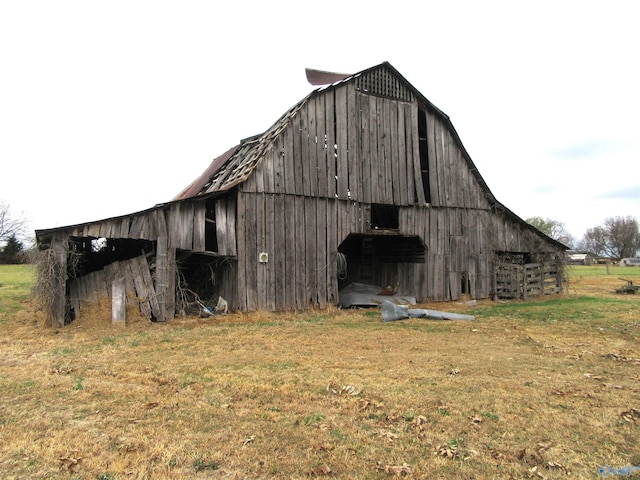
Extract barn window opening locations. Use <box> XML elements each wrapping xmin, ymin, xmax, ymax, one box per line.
<box><xmin>417</xmin><ymin>107</ymin><xmax>432</xmax><ymax>204</ymax></box>
<box><xmin>371</xmin><ymin>204</ymin><xmax>399</xmax><ymax>230</ymax></box>
<box><xmin>461</xmin><ymin>272</ymin><xmax>471</xmax><ymax>295</ymax></box>
<box><xmin>204</xmin><ymin>198</ymin><xmax>218</xmax><ymax>252</ymax></box>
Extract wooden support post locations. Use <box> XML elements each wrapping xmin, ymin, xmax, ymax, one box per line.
<box><xmin>155</xmin><ymin>235</ymin><xmax>168</xmax><ymax>322</ymax></box>
<box><xmin>50</xmin><ymin>234</ymin><xmax>68</xmax><ymax>328</ymax></box>
<box><xmin>111</xmin><ymin>278</ymin><xmax>126</xmax><ymax>325</ymax></box>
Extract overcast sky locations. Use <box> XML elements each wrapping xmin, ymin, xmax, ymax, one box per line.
<box><xmin>1</xmin><ymin>1</ymin><xmax>638</xmax><ymax>243</ymax></box>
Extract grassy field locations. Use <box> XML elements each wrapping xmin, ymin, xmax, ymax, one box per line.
<box><xmin>0</xmin><ymin>264</ymin><xmax>638</xmax><ymax>479</ymax></box>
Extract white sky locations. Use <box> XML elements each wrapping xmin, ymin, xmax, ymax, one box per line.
<box><xmin>1</xmin><ymin>1</ymin><xmax>638</xmax><ymax>244</ymax></box>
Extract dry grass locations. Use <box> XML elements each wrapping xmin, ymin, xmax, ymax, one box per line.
<box><xmin>0</xmin><ymin>267</ymin><xmax>639</xmax><ymax>479</ymax></box>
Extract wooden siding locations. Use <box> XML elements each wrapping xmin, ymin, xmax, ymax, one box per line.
<box><xmin>241</xmin><ymin>82</ymin><xmax>493</xmax><ymax>216</ymax></box>
<box><xmin>69</xmin><ymin>253</ymin><xmax>161</xmax><ymax>321</ymax></box>
<box><xmin>236</xmin><ymin>192</ymin><xmax>523</xmax><ymax>309</ymax></box>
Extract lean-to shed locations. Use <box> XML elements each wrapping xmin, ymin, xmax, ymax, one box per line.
<box><xmin>36</xmin><ymin>62</ymin><xmax>566</xmax><ymax>327</ymax></box>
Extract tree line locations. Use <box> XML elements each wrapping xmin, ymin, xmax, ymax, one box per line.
<box><xmin>526</xmin><ymin>215</ymin><xmax>640</xmax><ymax>259</ymax></box>
<box><xmin>0</xmin><ymin>200</ymin><xmax>29</xmax><ymax>264</ymax></box>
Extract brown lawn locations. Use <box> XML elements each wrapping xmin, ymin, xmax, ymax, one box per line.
<box><xmin>0</xmin><ymin>267</ymin><xmax>638</xmax><ymax>479</ymax></box>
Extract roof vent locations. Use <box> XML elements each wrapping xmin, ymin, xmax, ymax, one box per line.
<box><xmin>355</xmin><ymin>68</ymin><xmax>411</xmax><ymax>102</ymax></box>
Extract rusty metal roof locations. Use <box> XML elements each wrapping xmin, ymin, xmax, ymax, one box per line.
<box><xmin>173</xmin><ymin>93</ymin><xmax>310</xmax><ymax>200</ymax></box>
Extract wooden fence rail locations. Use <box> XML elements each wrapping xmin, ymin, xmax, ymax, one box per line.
<box><xmin>495</xmin><ymin>262</ymin><xmax>562</xmax><ymax>300</ymax></box>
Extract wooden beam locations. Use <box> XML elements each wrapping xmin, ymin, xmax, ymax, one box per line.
<box><xmin>50</xmin><ymin>233</ymin><xmax>68</xmax><ymax>328</ymax></box>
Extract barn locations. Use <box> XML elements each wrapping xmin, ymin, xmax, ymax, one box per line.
<box><xmin>35</xmin><ymin>62</ymin><xmax>566</xmax><ymax>328</ymax></box>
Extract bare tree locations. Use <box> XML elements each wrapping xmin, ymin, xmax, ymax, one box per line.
<box><xmin>579</xmin><ymin>216</ymin><xmax>640</xmax><ymax>259</ymax></box>
<box><xmin>525</xmin><ymin>216</ymin><xmax>574</xmax><ymax>247</ymax></box>
<box><xmin>0</xmin><ymin>200</ymin><xmax>28</xmax><ymax>244</ymax></box>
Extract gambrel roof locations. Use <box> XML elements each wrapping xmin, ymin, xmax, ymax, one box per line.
<box><xmin>175</xmin><ymin>61</ymin><xmax>478</xmax><ymax>201</ymax></box>
<box><xmin>174</xmin><ymin>61</ymin><xmax>566</xmax><ymax>250</ymax></box>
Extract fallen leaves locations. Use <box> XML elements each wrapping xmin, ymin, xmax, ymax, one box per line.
<box><xmin>310</xmin><ymin>464</ymin><xmax>333</xmax><ymax>476</ymax></box>
<box><xmin>620</xmin><ymin>408</ymin><xmax>640</xmax><ymax>423</ymax></box>
<box><xmin>435</xmin><ymin>444</ymin><xmax>459</xmax><ymax>459</ymax></box>
<box><xmin>58</xmin><ymin>452</ymin><xmax>81</xmax><ymax>472</ymax></box>
<box><xmin>379</xmin><ymin>430</ymin><xmax>398</xmax><ymax>444</ymax></box>
<box><xmin>376</xmin><ymin>462</ymin><xmax>413</xmax><ymax>476</ymax></box>
<box><xmin>469</xmin><ymin>415</ymin><xmax>483</xmax><ymax>426</ymax></box>
<box><xmin>50</xmin><ymin>365</ymin><xmax>73</xmax><ymax>375</ymax></box>
<box><xmin>326</xmin><ymin>381</ymin><xmax>361</xmax><ymax>396</ymax></box>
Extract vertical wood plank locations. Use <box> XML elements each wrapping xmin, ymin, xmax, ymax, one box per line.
<box><xmin>265</xmin><ymin>193</ymin><xmax>276</xmax><ymax>311</ymax></box>
<box><xmin>284</xmin><ymin>195</ymin><xmax>296</xmax><ymax>310</ymax></box>
<box><xmin>326</xmin><ymin>198</ymin><xmax>338</xmax><ymax>306</ymax></box>
<box><xmin>376</xmin><ymin>97</ymin><xmax>387</xmax><ymax>203</ymax></box>
<box><xmin>397</xmin><ymin>102</ymin><xmax>408</xmax><ymax>205</ymax></box>
<box><xmin>236</xmin><ymin>192</ymin><xmax>247</xmax><ymax>310</ymax></box>
<box><xmin>273</xmin><ymin>194</ymin><xmax>286</xmax><ymax>310</ymax></box>
<box><xmin>369</xmin><ymin>95</ymin><xmax>380</xmax><ymax>204</ymax></box>
<box><xmin>69</xmin><ymin>278</ymin><xmax>81</xmax><ymax>317</ymax></box>
<box><xmin>245</xmin><ymin>193</ymin><xmax>258</xmax><ymax>311</ymax></box>
<box><xmin>335</xmin><ymin>87</ymin><xmax>349</xmax><ymax>199</ymax></box>
<box><xmin>129</xmin><ymin>255</ymin><xmax>151</xmax><ymax>319</ymax></box>
<box><xmin>316</xmin><ymin>198</ymin><xmax>327</xmax><ymax>309</ymax></box>
<box><xmin>360</xmin><ymin>93</ymin><xmax>371</xmax><ymax>205</ymax></box>
<box><xmin>168</xmin><ymin>203</ymin><xmax>180</xmax><ymax>249</ymax></box>
<box><xmin>182</xmin><ymin>202</ymin><xmax>195</xmax><ymax>250</ymax></box>
<box><xmin>193</xmin><ymin>200</ymin><xmax>206</xmax><ymax>252</ymax></box>
<box><xmin>389</xmin><ymin>100</ymin><xmax>401</xmax><ymax>204</ymax></box>
<box><xmin>155</xmin><ymin>235</ymin><xmax>168</xmax><ymax>322</ymax></box>
<box><xmin>112</xmin><ymin>278</ymin><xmax>126</xmax><ymax>324</ymax></box>
<box><xmin>262</xmin><ymin>147</ymin><xmax>275</xmax><ymax>195</ymax></box>
<box><xmin>405</xmin><ymin>103</ymin><xmax>418</xmax><ymax>204</ymax></box>
<box><xmin>315</xmin><ymin>95</ymin><xmax>328</xmax><ymax>198</ymax></box>
<box><xmin>119</xmin><ymin>217</ymin><xmax>130</xmax><ymax>238</ymax></box>
<box><xmin>307</xmin><ymin>95</ymin><xmax>318</xmax><ymax>197</ymax></box>
<box><xmin>305</xmin><ymin>196</ymin><xmax>317</xmax><ymax>307</ymax></box>
<box><xmin>300</xmin><ymin>101</ymin><xmax>311</xmax><ymax>197</ymax></box>
<box><xmin>166</xmin><ymin>246</ymin><xmax>176</xmax><ymax>319</ymax></box>
<box><xmin>294</xmin><ymin>195</ymin><xmax>306</xmax><ymax>310</ymax></box>
<box><xmin>294</xmin><ymin>108</ymin><xmax>304</xmax><ymax>196</ymax></box>
<box><xmin>347</xmin><ymin>86</ymin><xmax>361</xmax><ymax>201</ymax></box>
<box><xmin>426</xmin><ymin>109</ymin><xmax>438</xmax><ymax>206</ymax></box>
<box><xmin>138</xmin><ymin>255</ymin><xmax>160</xmax><ymax>319</ymax></box>
<box><xmin>283</xmin><ymin>120</ymin><xmax>296</xmax><ymax>195</ymax></box>
<box><xmin>216</xmin><ymin>199</ymin><xmax>237</xmax><ymax>257</ymax></box>
<box><xmin>226</xmin><ymin>197</ymin><xmax>237</xmax><ymax>256</ymax></box>
<box><xmin>325</xmin><ymin>91</ymin><xmax>337</xmax><ymax>199</ymax></box>
<box><xmin>273</xmin><ymin>134</ymin><xmax>285</xmax><ymax>193</ymax></box>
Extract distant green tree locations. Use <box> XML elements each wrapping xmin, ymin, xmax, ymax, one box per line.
<box><xmin>0</xmin><ymin>234</ymin><xmax>26</xmax><ymax>264</ymax></box>
<box><xmin>525</xmin><ymin>216</ymin><xmax>574</xmax><ymax>247</ymax></box>
<box><xmin>579</xmin><ymin>216</ymin><xmax>640</xmax><ymax>259</ymax></box>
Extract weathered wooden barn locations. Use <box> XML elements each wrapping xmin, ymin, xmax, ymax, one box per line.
<box><xmin>35</xmin><ymin>62</ymin><xmax>566</xmax><ymax>327</ymax></box>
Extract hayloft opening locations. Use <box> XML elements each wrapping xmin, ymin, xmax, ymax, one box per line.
<box><xmin>371</xmin><ymin>204</ymin><xmax>399</xmax><ymax>230</ymax></box>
